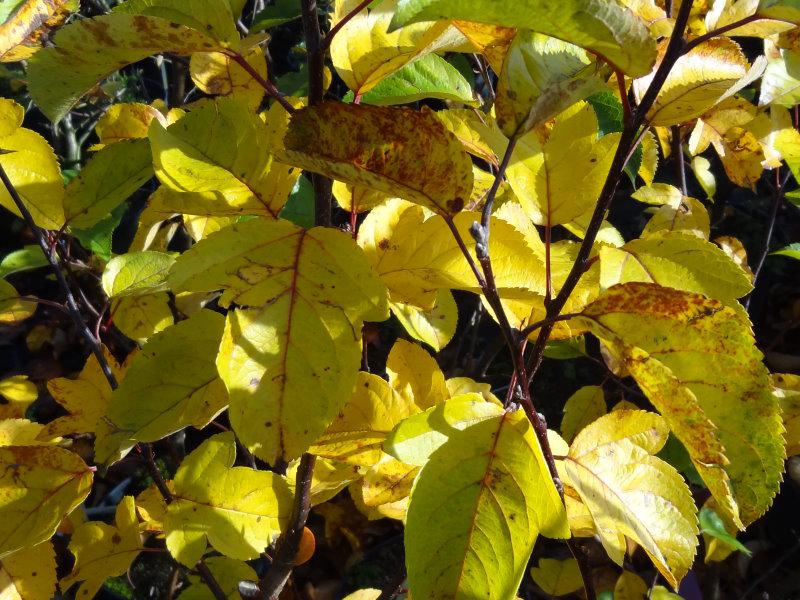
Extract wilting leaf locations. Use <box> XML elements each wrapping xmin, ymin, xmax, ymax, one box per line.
<box><xmin>283</xmin><ymin>102</ymin><xmax>473</xmax><ymax>215</ymax></box>
<box><xmin>406</xmin><ymin>409</ymin><xmax>568</xmax><ymax>599</ymax></box>
<box><xmin>27</xmin><ymin>14</ymin><xmax>223</xmax><ymax>122</ymax></box>
<box><xmin>390</xmin><ymin>0</ymin><xmax>657</xmax><ymax>76</ymax></box>
<box><xmin>0</xmin><ymin>444</ymin><xmax>93</xmax><ymax>557</ymax></box>
<box><xmin>574</xmin><ymin>283</ymin><xmax>785</xmax><ymax>527</ymax></box>
<box><xmin>64</xmin><ymin>139</ymin><xmax>153</xmax><ymax>228</ymax></box>
<box><xmin>562</xmin><ymin>410</ymin><xmax>698</xmax><ymax>588</ymax></box>
<box><xmin>61</xmin><ymin>496</ymin><xmax>144</xmax><ymax>599</ymax></box>
<box><xmin>164</xmin><ymin>432</ymin><xmax>293</xmax><ymax>566</ymax></box>
<box><xmin>506</xmin><ymin>101</ymin><xmax>620</xmax><ymax>226</ymax></box>
<box><xmin>102</xmin><ymin>251</ymin><xmax>176</xmax><ymax>298</ymax></box>
<box><xmin>97</xmin><ymin>310</ymin><xmax>228</xmax><ymax>464</ymax></box>
<box><xmin>170</xmin><ymin>218</ymin><xmax>388</xmax><ymax>462</ymax></box>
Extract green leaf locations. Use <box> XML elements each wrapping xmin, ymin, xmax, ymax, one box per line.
<box><xmin>101</xmin><ymin>251</ymin><xmax>176</xmax><ymax>298</ymax></box>
<box><xmin>405</xmin><ymin>409</ymin><xmax>568</xmax><ymax>599</ymax></box>
<box><xmin>343</xmin><ymin>53</ymin><xmax>477</xmax><ymax>106</ymax></box>
<box><xmin>64</xmin><ymin>138</ymin><xmax>153</xmax><ymax>229</ymax></box>
<box><xmin>251</xmin><ymin>0</ymin><xmax>302</xmax><ymax>30</ymax></box>
<box><xmin>278</xmin><ymin>176</ymin><xmax>315</xmax><ymax>228</ymax></box>
<box><xmin>27</xmin><ymin>14</ymin><xmax>223</xmax><ymax>122</ymax></box>
<box><xmin>0</xmin><ymin>246</ymin><xmax>48</xmax><ymax>279</ymax></box>
<box><xmin>390</xmin><ymin>0</ymin><xmax>657</xmax><ymax>76</ymax></box>
<box><xmin>71</xmin><ymin>203</ymin><xmax>126</xmax><ymax>262</ymax></box>
<box><xmin>699</xmin><ymin>507</ymin><xmax>752</xmax><ymax>556</ymax></box>
<box><xmin>772</xmin><ymin>242</ymin><xmax>800</xmax><ymax>260</ymax></box>
<box><xmin>96</xmin><ymin>310</ymin><xmax>228</xmax><ymax>464</ymax></box>
<box><xmin>587</xmin><ymin>91</ymin><xmax>642</xmax><ymax>182</ymax></box>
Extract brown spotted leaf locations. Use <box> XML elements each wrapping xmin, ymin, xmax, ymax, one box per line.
<box><xmin>282</xmin><ymin>102</ymin><xmax>474</xmax><ymax>215</ymax></box>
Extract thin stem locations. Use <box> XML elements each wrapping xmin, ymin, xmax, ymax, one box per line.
<box><xmin>480</xmin><ymin>135</ymin><xmax>517</xmax><ymax>233</ymax></box>
<box><xmin>615</xmin><ymin>69</ymin><xmax>631</xmax><ymax>128</ymax></box>
<box><xmin>683</xmin><ymin>14</ymin><xmax>760</xmax><ymax>54</ymax></box>
<box><xmin>257</xmin><ymin>454</ymin><xmax>316</xmax><ymax>599</ymax></box>
<box><xmin>567</xmin><ymin>539</ymin><xmax>596</xmax><ymax>600</ymax></box>
<box><xmin>525</xmin><ymin>0</ymin><xmax>694</xmax><ymax>386</ymax></box>
<box><xmin>671</xmin><ymin>125</ymin><xmax>687</xmax><ymax>195</ymax></box>
<box><xmin>320</xmin><ymin>0</ymin><xmax>372</xmax><ymax>53</ymax></box>
<box><xmin>443</xmin><ymin>216</ymin><xmax>487</xmax><ymax>289</ymax></box>
<box><xmin>745</xmin><ymin>167</ymin><xmax>785</xmax><ymax>310</ymax></box>
<box><xmin>11</xmin><ymin>295</ymin><xmax>69</xmax><ymax>313</ymax></box>
<box><xmin>227</xmin><ymin>52</ymin><xmax>296</xmax><ymax>114</ymax></box>
<box><xmin>196</xmin><ymin>559</ymin><xmax>229</xmax><ymax>600</ymax></box>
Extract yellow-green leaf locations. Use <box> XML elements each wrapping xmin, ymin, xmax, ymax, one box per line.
<box><xmin>506</xmin><ymin>101</ymin><xmax>620</xmax><ymax>226</ymax></box>
<box><xmin>189</xmin><ymin>46</ymin><xmax>267</xmax><ymax>109</ymax></box>
<box><xmin>27</xmin><ymin>14</ymin><xmax>223</xmax><ymax>122</ymax></box>
<box><xmin>386</xmin><ymin>338</ymin><xmax>448</xmax><ymax>410</ymax></box>
<box><xmin>112</xmin><ymin>0</ymin><xmax>239</xmax><ymax>43</ymax></box>
<box><xmin>529</xmin><ymin>557</ymin><xmax>583</xmax><ymax>597</ymax></box>
<box><xmin>0</xmin><ymin>444</ymin><xmax>93</xmax><ymax>558</ymax></box>
<box><xmin>405</xmin><ymin>409</ymin><xmax>568</xmax><ymax>599</ymax></box>
<box><xmin>391</xmin><ymin>0</ymin><xmax>657</xmax><ymax>77</ymax></box>
<box><xmin>563</xmin><ymin>410</ymin><xmax>698</xmax><ymax>588</ymax></box>
<box><xmin>282</xmin><ymin>102</ymin><xmax>473</xmax><ymax>216</ymax></box>
<box><xmin>0</xmin><ymin>280</ymin><xmax>36</xmax><ymax>324</ymax></box>
<box><xmin>170</xmin><ymin>218</ymin><xmax>387</xmax><ymax>463</ymax></box>
<box><xmin>98</xmin><ymin>310</ymin><xmax>227</xmax><ymax>463</ymax></box>
<box><xmin>64</xmin><ymin>138</ymin><xmax>153</xmax><ymax>228</ymax></box>
<box><xmin>164</xmin><ymin>432</ymin><xmax>293</xmax><ymax>566</ymax></box>
<box><xmin>560</xmin><ymin>385</ymin><xmax>606</xmax><ymax>444</ymax></box>
<box><xmin>773</xmin><ymin>373</ymin><xmax>800</xmax><ymax>457</ymax></box>
<box><xmin>574</xmin><ymin>283</ymin><xmax>785</xmax><ymax>527</ymax></box>
<box><xmin>93</xmin><ymin>102</ymin><xmax>166</xmax><ymax>148</ymax></box>
<box><xmin>61</xmin><ymin>496</ymin><xmax>143</xmax><ymax>599</ymax></box>
<box><xmin>0</xmin><ymin>375</ymin><xmax>37</xmax><ymax>420</ymax></box>
<box><xmin>0</xmin><ymin>542</ymin><xmax>57</xmax><ymax>600</ymax></box>
<box><xmin>110</xmin><ymin>292</ymin><xmax>174</xmax><ymax>344</ymax></box>
<box><xmin>390</xmin><ymin>289</ymin><xmax>458</xmax><ymax>352</ymax></box>
<box><xmin>150</xmin><ymin>98</ymin><xmax>298</xmax><ymax>218</ymax></box>
<box><xmin>102</xmin><ymin>251</ymin><xmax>176</xmax><ymax>298</ymax></box>
<box><xmin>496</xmin><ymin>31</ymin><xmax>603</xmax><ymax>137</ymax></box>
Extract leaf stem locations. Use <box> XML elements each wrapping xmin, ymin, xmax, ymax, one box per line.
<box><xmin>683</xmin><ymin>14</ymin><xmax>760</xmax><ymax>54</ymax></box>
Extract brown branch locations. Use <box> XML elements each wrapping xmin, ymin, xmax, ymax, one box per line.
<box><xmin>671</xmin><ymin>125</ymin><xmax>687</xmax><ymax>195</ymax></box>
<box><xmin>525</xmin><ymin>0</ymin><xmax>694</xmax><ymax>386</ymax></box>
<box><xmin>257</xmin><ymin>454</ymin><xmax>316</xmax><ymax>599</ymax></box>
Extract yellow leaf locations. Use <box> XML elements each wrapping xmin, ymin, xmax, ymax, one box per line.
<box><xmin>64</xmin><ymin>138</ymin><xmax>154</xmax><ymax>228</ymax></box>
<box><xmin>358</xmin><ymin>200</ymin><xmax>545</xmax><ymax>308</ymax></box>
<box><xmin>0</xmin><ymin>444</ymin><xmax>93</xmax><ymax>557</ymax></box>
<box><xmin>390</xmin><ymin>289</ymin><xmax>458</xmax><ymax>352</ymax></box>
<box><xmin>102</xmin><ymin>251</ymin><xmax>176</xmax><ymax>298</ymax></box>
<box><xmin>496</xmin><ymin>31</ymin><xmax>603</xmax><ymax>137</ymax></box>
<box><xmin>286</xmin><ymin>457</ymin><xmax>361</xmax><ymax>507</ymax></box>
<box><xmin>0</xmin><ymin>98</ymin><xmax>23</xmax><ymax>137</ymax></box>
<box><xmin>283</xmin><ymin>102</ymin><xmax>473</xmax><ymax>215</ymax></box>
<box><xmin>506</xmin><ymin>101</ymin><xmax>621</xmax><ymax>226</ymax></box>
<box><xmin>386</xmin><ymin>338</ymin><xmax>447</xmax><ymax>410</ymax></box>
<box><xmin>27</xmin><ymin>14</ymin><xmax>224</xmax><ymax>122</ymax></box>
<box><xmin>61</xmin><ymin>496</ymin><xmax>143</xmax><ymax>599</ymax></box>
<box><xmin>639</xmin><ymin>193</ymin><xmax>710</xmax><ymax>239</ymax></box>
<box><xmin>97</xmin><ymin>310</ymin><xmax>228</xmax><ymax>464</ymax></box>
<box><xmin>391</xmin><ymin>0</ymin><xmax>657</xmax><ymax>77</ymax></box>
<box><xmin>716</xmin><ymin>126</ymin><xmax>765</xmax><ymax>190</ymax></box>
<box><xmin>110</xmin><ymin>293</ymin><xmax>174</xmax><ymax>344</ymax></box>
<box><xmin>0</xmin><ymin>280</ymin><xmax>36</xmax><ymax>324</ymax></box>
<box><xmin>773</xmin><ymin>373</ymin><xmax>800</xmax><ymax>457</ymax></box>
<box><xmin>330</xmin><ymin>0</ymin><xmax>461</xmax><ymax>95</ymax></box>
<box><xmin>436</xmin><ymin>107</ymin><xmax>506</xmax><ymax>167</ymax></box>
<box><xmin>311</xmin><ymin>371</ymin><xmax>416</xmax><ymax>466</ymax></box>
<box><xmin>446</xmin><ymin>377</ymin><xmax>500</xmax><ymax>404</ymax></box>
<box><xmin>529</xmin><ymin>557</ymin><xmax>584</xmax><ymax>596</ymax></box>
<box><xmin>691</xmin><ymin>156</ymin><xmax>717</xmax><ymax>199</ymax></box>
<box><xmin>111</xmin><ymin>0</ymin><xmax>239</xmax><ymax>43</ymax></box>
<box><xmin>575</xmin><ymin>283</ymin><xmax>785</xmax><ymax>527</ymax></box>
<box><xmin>614</xmin><ymin>570</ymin><xmax>648</xmax><ymax>600</ymax></box>
<box><xmin>560</xmin><ymin>385</ymin><xmax>606</xmax><ymax>444</ymax></box>
<box><xmin>406</xmin><ymin>409</ymin><xmax>568</xmax><ymax>599</ymax></box>
<box><xmin>342</xmin><ymin>590</ymin><xmax>381</xmax><ymax>600</ymax></box>
<box><xmin>93</xmin><ymin>102</ymin><xmax>166</xmax><ymax>148</ymax></box>
<box><xmin>183</xmin><ymin>214</ymin><xmax>235</xmax><ymax>241</ymax></box>
<box><xmin>150</xmin><ymin>98</ymin><xmax>298</xmax><ymax>218</ymax></box>
<box><xmin>164</xmin><ymin>432</ymin><xmax>293</xmax><ymax>566</ymax></box>
<box><xmin>0</xmin><ymin>124</ymin><xmax>65</xmax><ymax>230</ymax></box>
<box><xmin>170</xmin><ymin>218</ymin><xmax>388</xmax><ymax>462</ymax></box>
<box><xmin>332</xmin><ymin>180</ymin><xmax>389</xmax><ymax>214</ymax></box>
<box><xmin>687</xmin><ymin>97</ymin><xmax>757</xmax><ymax>156</ymax></box>
<box><xmin>190</xmin><ymin>46</ymin><xmax>267</xmax><ymax>109</ymax></box>
<box><xmin>178</xmin><ymin>556</ymin><xmax>258</xmax><ymax>600</ymax></box>
<box><xmin>38</xmin><ymin>346</ymin><xmax>122</xmax><ymax>440</ymax></box>
<box><xmin>599</xmin><ymin>232</ymin><xmax>754</xmax><ymax>305</ymax></box>
<box><xmin>563</xmin><ymin>410</ymin><xmax>698</xmax><ymax>588</ymax></box>
<box><xmin>0</xmin><ymin>375</ymin><xmax>37</xmax><ymax>420</ymax></box>
<box><xmin>634</xmin><ymin>37</ymin><xmax>764</xmax><ymax>127</ymax></box>
<box><xmin>0</xmin><ymin>542</ymin><xmax>56</xmax><ymax>600</ymax></box>
<box><xmin>0</xmin><ymin>419</ymin><xmax>54</xmax><ymax>447</ymax></box>
<box><xmin>452</xmin><ymin>21</ymin><xmax>516</xmax><ymax>71</ymax></box>
<box><xmin>360</xmin><ymin>454</ymin><xmax>419</xmax><ymax>507</ymax></box>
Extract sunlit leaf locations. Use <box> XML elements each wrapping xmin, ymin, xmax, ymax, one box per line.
<box><xmin>102</xmin><ymin>251</ymin><xmax>176</xmax><ymax>298</ymax></box>
<box><xmin>560</xmin><ymin>385</ymin><xmax>606</xmax><ymax>444</ymax></box>
<box><xmin>0</xmin><ymin>542</ymin><xmax>56</xmax><ymax>600</ymax></box>
<box><xmin>390</xmin><ymin>288</ymin><xmax>458</xmax><ymax>352</ymax></box>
